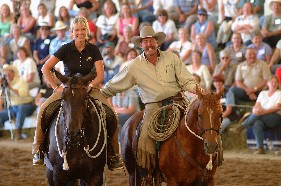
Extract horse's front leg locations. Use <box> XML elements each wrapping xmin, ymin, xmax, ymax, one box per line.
<box><xmin>46</xmin><ymin>169</ymin><xmax>55</xmax><ymax>186</ymax></box>
<box><xmin>85</xmin><ymin>172</ymin><xmax>104</xmax><ymax>186</ymax></box>
<box><xmin>52</xmin><ymin>168</ymin><xmax>68</xmax><ymax>186</ymax></box>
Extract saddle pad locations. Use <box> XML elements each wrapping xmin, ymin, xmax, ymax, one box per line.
<box><xmin>41</xmin><ymin>100</ymin><xmax>61</xmax><ymax>132</ymax></box>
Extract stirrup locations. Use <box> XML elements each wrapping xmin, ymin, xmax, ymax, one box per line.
<box><xmin>33</xmin><ymin>151</ymin><xmax>44</xmax><ymax>165</ymax></box>
<box><xmin>108</xmin><ymin>155</ymin><xmax>124</xmax><ymax>171</ymax></box>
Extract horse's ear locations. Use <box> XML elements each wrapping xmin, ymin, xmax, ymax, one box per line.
<box><xmin>215</xmin><ymin>88</ymin><xmax>224</xmax><ymax>101</ymax></box>
<box><xmin>54</xmin><ymin>70</ymin><xmax>68</xmax><ymax>84</ymax></box>
<box><xmin>196</xmin><ymin>84</ymin><xmax>203</xmax><ymax>98</ymax></box>
<box><xmin>82</xmin><ymin>70</ymin><xmax>97</xmax><ymax>85</ymax></box>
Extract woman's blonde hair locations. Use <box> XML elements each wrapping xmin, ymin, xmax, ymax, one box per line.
<box><xmin>0</xmin><ymin>4</ymin><xmax>13</xmax><ymax>21</ymax></box>
<box><xmin>69</xmin><ymin>16</ymin><xmax>90</xmax><ymax>40</ymax></box>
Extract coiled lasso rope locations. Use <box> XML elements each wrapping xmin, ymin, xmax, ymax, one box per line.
<box><xmin>148</xmin><ymin>103</ymin><xmax>183</xmax><ymax>141</ymax></box>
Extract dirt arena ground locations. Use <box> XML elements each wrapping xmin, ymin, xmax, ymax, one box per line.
<box><xmin>0</xmin><ymin>136</ymin><xmax>281</xmax><ymax>186</ymax></box>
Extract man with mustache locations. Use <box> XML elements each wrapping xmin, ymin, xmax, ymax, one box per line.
<box><xmin>101</xmin><ymin>26</ymin><xmax>198</xmax><ymax>171</ymax></box>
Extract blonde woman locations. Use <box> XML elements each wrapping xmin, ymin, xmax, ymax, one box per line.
<box><xmin>32</xmin><ymin>16</ymin><xmax>123</xmax><ymax>171</ymax></box>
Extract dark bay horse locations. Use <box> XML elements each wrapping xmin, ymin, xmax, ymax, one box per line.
<box><xmin>120</xmin><ymin>87</ymin><xmax>224</xmax><ymax>186</ymax></box>
<box><xmin>45</xmin><ymin>70</ymin><xmax>107</xmax><ymax>186</ymax></box>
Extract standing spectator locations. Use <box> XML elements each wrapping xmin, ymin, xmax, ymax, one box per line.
<box><xmin>153</xmin><ymin>0</ymin><xmax>177</xmax><ymax>21</ymax></box>
<box><xmin>224</xmin><ymin>32</ymin><xmax>247</xmax><ymax>65</ymax></box>
<box><xmin>261</xmin><ymin>0</ymin><xmax>281</xmax><ymax>48</ymax></box>
<box><xmin>232</xmin><ymin>75</ymin><xmax>281</xmax><ymax>154</ymax></box>
<box><xmin>174</xmin><ymin>0</ymin><xmax>199</xmax><ymax>31</ymax></box>
<box><xmin>213</xmin><ymin>50</ymin><xmax>236</xmax><ymax>91</ymax></box>
<box><xmin>167</xmin><ymin>27</ymin><xmax>192</xmax><ymax>65</ymax></box>
<box><xmin>231</xmin><ymin>3</ymin><xmax>260</xmax><ymax>46</ymax></box>
<box><xmin>231</xmin><ymin>48</ymin><xmax>271</xmax><ymax>103</ymax></box>
<box><xmin>0</xmin><ymin>64</ymin><xmax>36</xmax><ymax>140</ymax></box>
<box><xmin>199</xmin><ymin>0</ymin><xmax>218</xmax><ymax>24</ymax></box>
<box><xmin>0</xmin><ymin>4</ymin><xmax>15</xmax><ymax>38</ymax></box>
<box><xmin>37</xmin><ymin>3</ymin><xmax>55</xmax><ymax>28</ymax></box>
<box><xmin>269</xmin><ymin>39</ymin><xmax>281</xmax><ymax>73</ymax></box>
<box><xmin>102</xmin><ymin>41</ymin><xmax>124</xmax><ymax>84</ymax></box>
<box><xmin>216</xmin><ymin>0</ymin><xmax>238</xmax><ymax>48</ymax></box>
<box><xmin>96</xmin><ymin>0</ymin><xmax>119</xmax><ymax>47</ymax></box>
<box><xmin>248</xmin><ymin>32</ymin><xmax>272</xmax><ymax>64</ymax></box>
<box><xmin>13</xmin><ymin>47</ymin><xmax>41</xmax><ymax>89</ymax></box>
<box><xmin>186</xmin><ymin>50</ymin><xmax>212</xmax><ymax>92</ymax></box>
<box><xmin>33</xmin><ymin>22</ymin><xmax>54</xmax><ymax>84</ymax></box>
<box><xmin>17</xmin><ymin>3</ymin><xmax>36</xmax><ymax>42</ymax></box>
<box><xmin>152</xmin><ymin>9</ymin><xmax>177</xmax><ymax>50</ymax></box>
<box><xmin>190</xmin><ymin>8</ymin><xmax>217</xmax><ymax>50</ymax></box>
<box><xmin>68</xmin><ymin>0</ymin><xmax>100</xmax><ymax>21</ymax></box>
<box><xmin>9</xmin><ymin>24</ymin><xmax>31</xmax><ymax>61</ymax></box>
<box><xmin>192</xmin><ymin>33</ymin><xmax>217</xmax><ymax>74</ymax></box>
<box><xmin>213</xmin><ymin>74</ymin><xmax>236</xmax><ymax>134</ymax></box>
<box><xmin>117</xmin><ymin>3</ymin><xmax>139</xmax><ymax>40</ymax></box>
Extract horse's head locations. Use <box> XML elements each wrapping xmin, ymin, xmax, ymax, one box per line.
<box><xmin>195</xmin><ymin>86</ymin><xmax>223</xmax><ymax>155</ymax></box>
<box><xmin>55</xmin><ymin>70</ymin><xmax>96</xmax><ymax>142</ymax></box>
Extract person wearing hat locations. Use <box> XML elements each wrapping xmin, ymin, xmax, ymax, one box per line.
<box><xmin>0</xmin><ymin>64</ymin><xmax>36</xmax><ymax>139</ymax></box>
<box><xmin>102</xmin><ymin>41</ymin><xmax>124</xmax><ymax>84</ymax></box>
<box><xmin>101</xmin><ymin>26</ymin><xmax>198</xmax><ymax>171</ymax></box>
<box><xmin>261</xmin><ymin>0</ymin><xmax>281</xmax><ymax>48</ymax></box>
<box><xmin>32</xmin><ymin>16</ymin><xmax>124</xmax><ymax>171</ymax></box>
<box><xmin>213</xmin><ymin>49</ymin><xmax>237</xmax><ymax>91</ymax></box>
<box><xmin>33</xmin><ymin>21</ymin><xmax>55</xmax><ymax>84</ymax></box>
<box><xmin>213</xmin><ymin>74</ymin><xmax>236</xmax><ymax>134</ymax></box>
<box><xmin>190</xmin><ymin>8</ymin><xmax>217</xmax><ymax>50</ymax></box>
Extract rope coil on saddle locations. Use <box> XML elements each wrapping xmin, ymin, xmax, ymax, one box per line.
<box><xmin>147</xmin><ymin>102</ymin><xmax>186</xmax><ymax>142</ymax></box>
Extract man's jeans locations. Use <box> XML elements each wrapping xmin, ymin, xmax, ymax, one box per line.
<box><xmin>0</xmin><ymin>103</ymin><xmax>36</xmax><ymax>129</ymax></box>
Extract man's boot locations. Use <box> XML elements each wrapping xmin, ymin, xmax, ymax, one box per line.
<box><xmin>33</xmin><ymin>150</ymin><xmax>44</xmax><ymax>165</ymax></box>
<box><xmin>15</xmin><ymin>129</ymin><xmax>22</xmax><ymax>140</ymax></box>
<box><xmin>107</xmin><ymin>126</ymin><xmax>124</xmax><ymax>171</ymax></box>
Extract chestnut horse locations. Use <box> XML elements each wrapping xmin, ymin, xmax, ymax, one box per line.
<box><xmin>120</xmin><ymin>87</ymin><xmax>223</xmax><ymax>186</ymax></box>
<box><xmin>44</xmin><ymin>71</ymin><xmax>107</xmax><ymax>186</ymax></box>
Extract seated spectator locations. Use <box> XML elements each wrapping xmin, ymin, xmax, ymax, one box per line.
<box><xmin>192</xmin><ymin>33</ymin><xmax>217</xmax><ymax>74</ymax></box>
<box><xmin>153</xmin><ymin>0</ymin><xmax>177</xmax><ymax>21</ymax></box>
<box><xmin>9</xmin><ymin>24</ymin><xmax>31</xmax><ymax>61</ymax></box>
<box><xmin>110</xmin><ymin>88</ymin><xmax>140</xmax><ymax>140</ymax></box>
<box><xmin>213</xmin><ymin>50</ymin><xmax>236</xmax><ymax>91</ymax></box>
<box><xmin>37</xmin><ymin>3</ymin><xmax>55</xmax><ymax>28</ymax></box>
<box><xmin>152</xmin><ymin>9</ymin><xmax>177</xmax><ymax>50</ymax></box>
<box><xmin>190</xmin><ymin>8</ymin><xmax>217</xmax><ymax>50</ymax></box>
<box><xmin>236</xmin><ymin>0</ymin><xmax>264</xmax><ymax>18</ymax></box>
<box><xmin>167</xmin><ymin>27</ymin><xmax>192</xmax><ymax>65</ymax></box>
<box><xmin>199</xmin><ymin>0</ymin><xmax>218</xmax><ymax>24</ymax></box>
<box><xmin>0</xmin><ymin>38</ymin><xmax>7</xmax><ymax>66</ymax></box>
<box><xmin>261</xmin><ymin>0</ymin><xmax>281</xmax><ymax>48</ymax></box>
<box><xmin>232</xmin><ymin>75</ymin><xmax>281</xmax><ymax>154</ymax></box>
<box><xmin>115</xmin><ymin>25</ymin><xmax>135</xmax><ymax>59</ymax></box>
<box><xmin>248</xmin><ymin>32</ymin><xmax>272</xmax><ymax>64</ymax></box>
<box><xmin>276</xmin><ymin>67</ymin><xmax>281</xmax><ymax>88</ymax></box>
<box><xmin>269</xmin><ymin>39</ymin><xmax>281</xmax><ymax>73</ymax></box>
<box><xmin>57</xmin><ymin>6</ymin><xmax>71</xmax><ymax>29</ymax></box>
<box><xmin>130</xmin><ymin>0</ymin><xmax>156</xmax><ymax>24</ymax></box>
<box><xmin>68</xmin><ymin>0</ymin><xmax>100</xmax><ymax>21</ymax></box>
<box><xmin>231</xmin><ymin>48</ymin><xmax>271</xmax><ymax>103</ymax></box>
<box><xmin>117</xmin><ymin>3</ymin><xmax>139</xmax><ymax>40</ymax></box>
<box><xmin>39</xmin><ymin>0</ymin><xmax>56</xmax><ymax>14</ymax></box>
<box><xmin>216</xmin><ymin>0</ymin><xmax>238</xmax><ymax>48</ymax></box>
<box><xmin>0</xmin><ymin>64</ymin><xmax>36</xmax><ymax>140</ymax></box>
<box><xmin>33</xmin><ymin>22</ymin><xmax>54</xmax><ymax>84</ymax></box>
<box><xmin>12</xmin><ymin>47</ymin><xmax>41</xmax><ymax>89</ymax></box>
<box><xmin>17</xmin><ymin>3</ymin><xmax>36</xmax><ymax>42</ymax></box>
<box><xmin>224</xmin><ymin>32</ymin><xmax>247</xmax><ymax>65</ymax></box>
<box><xmin>186</xmin><ymin>50</ymin><xmax>212</xmax><ymax>92</ymax></box>
<box><xmin>213</xmin><ymin>74</ymin><xmax>236</xmax><ymax>134</ymax></box>
<box><xmin>119</xmin><ymin>48</ymin><xmax>138</xmax><ymax>72</ymax></box>
<box><xmin>174</xmin><ymin>0</ymin><xmax>199</xmax><ymax>31</ymax></box>
<box><xmin>0</xmin><ymin>4</ymin><xmax>15</xmax><ymax>38</ymax></box>
<box><xmin>96</xmin><ymin>0</ymin><xmax>119</xmax><ymax>47</ymax></box>
<box><xmin>78</xmin><ymin>7</ymin><xmax>97</xmax><ymax>44</ymax></box>
<box><xmin>102</xmin><ymin>41</ymin><xmax>124</xmax><ymax>84</ymax></box>
<box><xmin>231</xmin><ymin>3</ymin><xmax>260</xmax><ymax>46</ymax></box>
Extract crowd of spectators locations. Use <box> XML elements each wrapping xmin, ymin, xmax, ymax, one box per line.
<box><xmin>0</xmin><ymin>0</ymin><xmax>281</xmax><ymax>147</ymax></box>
